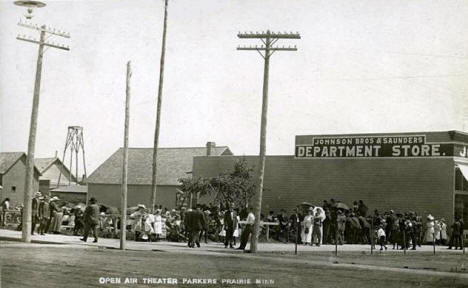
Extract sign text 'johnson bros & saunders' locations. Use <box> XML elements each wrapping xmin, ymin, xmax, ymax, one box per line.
<box><xmin>295</xmin><ymin>135</ymin><xmax>460</xmax><ymax>158</ymax></box>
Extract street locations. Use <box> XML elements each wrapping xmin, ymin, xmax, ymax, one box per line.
<box><xmin>0</xmin><ymin>230</ymin><xmax>468</xmax><ymax>287</ymax></box>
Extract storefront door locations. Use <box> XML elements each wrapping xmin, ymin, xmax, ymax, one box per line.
<box><xmin>455</xmin><ymin>194</ymin><xmax>468</xmax><ymax>229</ymax></box>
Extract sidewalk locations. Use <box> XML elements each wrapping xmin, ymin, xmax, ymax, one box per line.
<box><xmin>1</xmin><ymin>228</ymin><xmax>466</xmax><ymax>255</ymax></box>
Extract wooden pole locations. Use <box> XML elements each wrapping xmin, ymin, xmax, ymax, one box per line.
<box><xmin>371</xmin><ymin>216</ymin><xmax>374</xmax><ymax>255</ymax></box>
<box><xmin>120</xmin><ymin>61</ymin><xmax>131</xmax><ymax>250</ymax></box>
<box><xmin>250</xmin><ymin>31</ymin><xmax>271</xmax><ymax>253</ymax></box>
<box><xmin>22</xmin><ymin>27</ymin><xmax>46</xmax><ymax>243</ymax></box>
<box><xmin>151</xmin><ymin>0</ymin><xmax>169</xmax><ymax>213</ymax></box>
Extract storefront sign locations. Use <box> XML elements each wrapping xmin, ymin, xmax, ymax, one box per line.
<box><xmin>295</xmin><ymin>135</ymin><xmax>455</xmax><ymax>158</ymax></box>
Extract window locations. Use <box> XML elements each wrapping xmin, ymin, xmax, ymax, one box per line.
<box><xmin>456</xmin><ymin>168</ymin><xmax>463</xmax><ymax>191</ymax></box>
<box><xmin>11</xmin><ymin>186</ymin><xmax>16</xmax><ymax>193</ymax></box>
<box><xmin>455</xmin><ymin>168</ymin><xmax>468</xmax><ymax>192</ymax></box>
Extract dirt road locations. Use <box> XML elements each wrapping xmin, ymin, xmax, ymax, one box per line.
<box><xmin>0</xmin><ymin>243</ymin><xmax>467</xmax><ymax>288</ymax></box>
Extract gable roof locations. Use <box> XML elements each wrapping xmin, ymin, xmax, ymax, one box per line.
<box><xmin>87</xmin><ymin>146</ymin><xmax>232</xmax><ymax>186</ymax></box>
<box><xmin>34</xmin><ymin>157</ymin><xmax>76</xmax><ymax>181</ymax></box>
<box><xmin>0</xmin><ymin>152</ymin><xmax>41</xmax><ymax>175</ymax></box>
<box><xmin>0</xmin><ymin>152</ymin><xmax>25</xmax><ymax>174</ymax></box>
<box><xmin>34</xmin><ymin>157</ymin><xmax>57</xmax><ymax>173</ymax></box>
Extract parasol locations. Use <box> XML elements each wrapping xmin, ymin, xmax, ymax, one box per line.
<box><xmin>336</xmin><ymin>202</ymin><xmax>349</xmax><ymax>210</ymax></box>
<box><xmin>313</xmin><ymin>206</ymin><xmax>326</xmax><ymax>221</ymax></box>
<box><xmin>300</xmin><ymin>202</ymin><xmax>314</xmax><ymax>207</ymax></box>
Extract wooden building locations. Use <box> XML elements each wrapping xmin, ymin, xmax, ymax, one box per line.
<box><xmin>0</xmin><ymin>152</ymin><xmax>41</xmax><ymax>206</ymax></box>
<box><xmin>194</xmin><ymin>131</ymin><xmax>468</xmax><ymax>227</ymax></box>
<box><xmin>35</xmin><ymin>156</ymin><xmax>77</xmax><ymax>196</ymax></box>
<box><xmin>87</xmin><ymin>142</ymin><xmax>232</xmax><ymax>209</ymax></box>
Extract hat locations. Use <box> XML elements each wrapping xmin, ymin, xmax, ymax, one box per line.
<box><xmin>50</xmin><ymin>196</ymin><xmax>59</xmax><ymax>201</ymax></box>
<box><xmin>35</xmin><ymin>192</ymin><xmax>42</xmax><ymax>197</ymax></box>
<box><xmin>204</xmin><ymin>210</ymin><xmax>211</xmax><ymax>215</ymax></box>
<box><xmin>137</xmin><ymin>204</ymin><xmax>146</xmax><ymax>209</ymax></box>
<box><xmin>427</xmin><ymin>214</ymin><xmax>434</xmax><ymax>221</ymax></box>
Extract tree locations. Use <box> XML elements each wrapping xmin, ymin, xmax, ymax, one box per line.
<box><xmin>178</xmin><ymin>159</ymin><xmax>255</xmax><ymax>208</ymax></box>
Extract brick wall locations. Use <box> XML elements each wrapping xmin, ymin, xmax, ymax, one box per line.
<box><xmin>193</xmin><ymin>156</ymin><xmax>455</xmax><ymax>222</ymax></box>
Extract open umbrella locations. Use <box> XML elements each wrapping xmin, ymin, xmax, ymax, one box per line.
<box><xmin>336</xmin><ymin>202</ymin><xmax>349</xmax><ymax>210</ymax></box>
<box><xmin>300</xmin><ymin>202</ymin><xmax>314</xmax><ymax>207</ymax></box>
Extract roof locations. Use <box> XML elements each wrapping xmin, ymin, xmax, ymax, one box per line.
<box><xmin>34</xmin><ymin>157</ymin><xmax>57</xmax><ymax>173</ymax></box>
<box><xmin>0</xmin><ymin>152</ymin><xmax>24</xmax><ymax>174</ymax></box>
<box><xmin>87</xmin><ymin>146</ymin><xmax>232</xmax><ymax>186</ymax></box>
<box><xmin>50</xmin><ymin>185</ymin><xmax>87</xmax><ymax>194</ymax></box>
<box><xmin>0</xmin><ymin>152</ymin><xmax>41</xmax><ymax>175</ymax></box>
<box><xmin>34</xmin><ymin>157</ymin><xmax>76</xmax><ymax>181</ymax></box>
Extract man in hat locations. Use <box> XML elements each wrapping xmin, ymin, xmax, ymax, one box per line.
<box><xmin>223</xmin><ymin>204</ymin><xmax>237</xmax><ymax>248</ymax></box>
<box><xmin>448</xmin><ymin>216</ymin><xmax>463</xmax><ymax>250</ymax></box>
<box><xmin>31</xmin><ymin>192</ymin><xmax>42</xmax><ymax>235</ymax></box>
<box><xmin>276</xmin><ymin>209</ymin><xmax>289</xmax><ymax>243</ymax></box>
<box><xmin>38</xmin><ymin>195</ymin><xmax>50</xmax><ymax>235</ymax></box>
<box><xmin>81</xmin><ymin>197</ymin><xmax>100</xmax><ymax>243</ymax></box>
<box><xmin>48</xmin><ymin>196</ymin><xmax>60</xmax><ymax>233</ymax></box>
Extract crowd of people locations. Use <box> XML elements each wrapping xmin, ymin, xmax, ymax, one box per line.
<box><xmin>1</xmin><ymin>194</ymin><xmax>465</xmax><ymax>251</ymax></box>
<box><xmin>266</xmin><ymin>199</ymin><xmax>466</xmax><ymax>251</ymax></box>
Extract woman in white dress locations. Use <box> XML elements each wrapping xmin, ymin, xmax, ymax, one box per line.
<box><xmin>424</xmin><ymin>214</ymin><xmax>435</xmax><ymax>244</ymax></box>
<box><xmin>313</xmin><ymin>206</ymin><xmax>326</xmax><ymax>245</ymax></box>
<box><xmin>130</xmin><ymin>204</ymin><xmax>146</xmax><ymax>240</ymax></box>
<box><xmin>153</xmin><ymin>209</ymin><xmax>163</xmax><ymax>240</ymax></box>
<box><xmin>301</xmin><ymin>209</ymin><xmax>313</xmax><ymax>245</ymax></box>
<box><xmin>440</xmin><ymin>218</ymin><xmax>448</xmax><ymax>245</ymax></box>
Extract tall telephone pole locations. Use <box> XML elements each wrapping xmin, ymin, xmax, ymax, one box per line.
<box><xmin>16</xmin><ymin>19</ymin><xmax>70</xmax><ymax>243</ymax></box>
<box><xmin>120</xmin><ymin>61</ymin><xmax>132</xmax><ymax>250</ymax></box>
<box><xmin>237</xmin><ymin>30</ymin><xmax>300</xmax><ymax>253</ymax></box>
<box><xmin>151</xmin><ymin>0</ymin><xmax>169</xmax><ymax>212</ymax></box>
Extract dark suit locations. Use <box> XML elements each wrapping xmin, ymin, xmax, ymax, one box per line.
<box><xmin>38</xmin><ymin>200</ymin><xmax>50</xmax><ymax>234</ymax></box>
<box><xmin>186</xmin><ymin>209</ymin><xmax>205</xmax><ymax>247</ymax></box>
<box><xmin>224</xmin><ymin>210</ymin><xmax>238</xmax><ymax>248</ymax></box>
<box><xmin>31</xmin><ymin>197</ymin><xmax>40</xmax><ymax>234</ymax></box>
<box><xmin>82</xmin><ymin>203</ymin><xmax>100</xmax><ymax>242</ymax></box>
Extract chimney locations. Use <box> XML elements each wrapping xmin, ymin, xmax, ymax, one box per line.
<box><xmin>206</xmin><ymin>141</ymin><xmax>216</xmax><ymax>156</ymax></box>
<box><xmin>55</xmin><ymin>150</ymin><xmax>58</xmax><ymax>158</ymax></box>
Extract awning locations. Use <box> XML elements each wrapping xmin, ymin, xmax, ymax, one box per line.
<box><xmin>457</xmin><ymin>163</ymin><xmax>468</xmax><ymax>181</ymax></box>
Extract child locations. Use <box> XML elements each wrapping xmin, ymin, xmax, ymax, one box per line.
<box><xmin>377</xmin><ymin>224</ymin><xmax>387</xmax><ymax>251</ymax></box>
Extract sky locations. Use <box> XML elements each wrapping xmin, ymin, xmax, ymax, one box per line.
<box><xmin>1</xmin><ymin>0</ymin><xmax>468</xmax><ymax>174</ymax></box>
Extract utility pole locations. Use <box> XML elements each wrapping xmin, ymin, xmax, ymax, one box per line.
<box><xmin>237</xmin><ymin>30</ymin><xmax>300</xmax><ymax>253</ymax></box>
<box><xmin>151</xmin><ymin>0</ymin><xmax>169</xmax><ymax>213</ymax></box>
<box><xmin>120</xmin><ymin>61</ymin><xmax>132</xmax><ymax>250</ymax></box>
<box><xmin>16</xmin><ymin>19</ymin><xmax>70</xmax><ymax>243</ymax></box>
